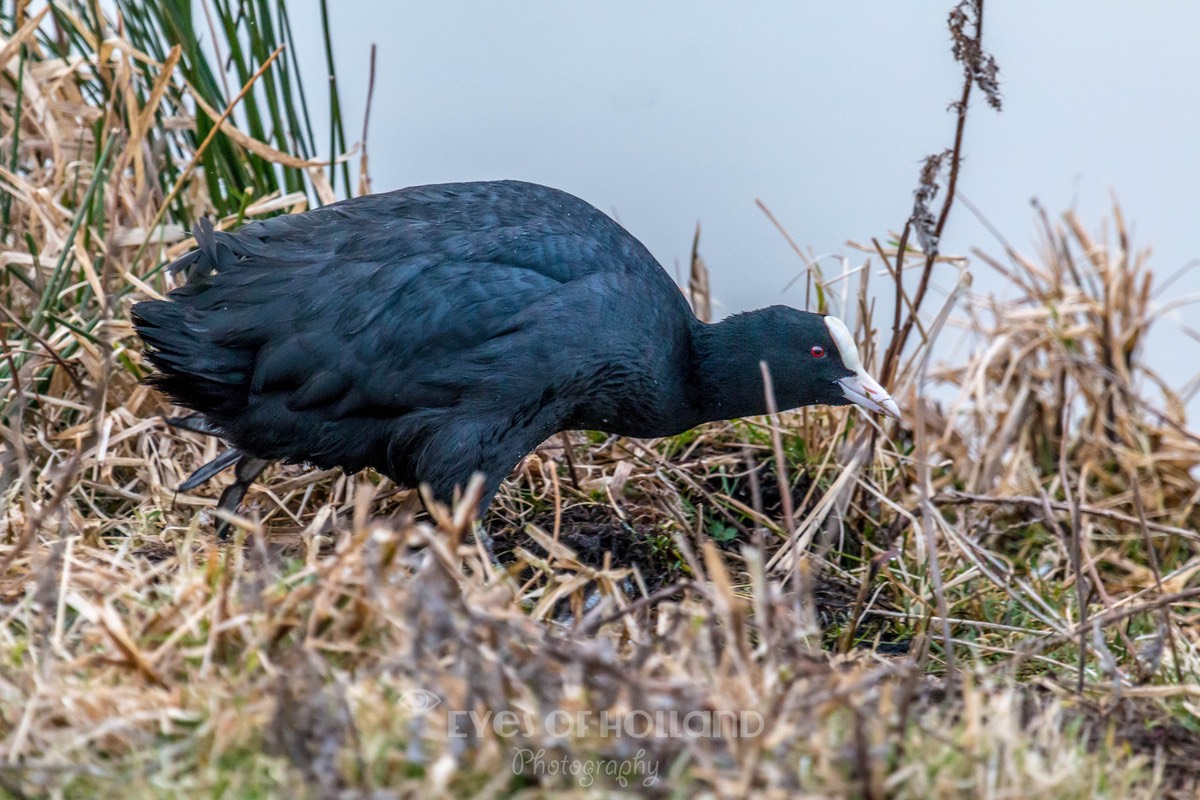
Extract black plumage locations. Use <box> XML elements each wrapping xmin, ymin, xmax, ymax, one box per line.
<box><xmin>133</xmin><ymin>180</ymin><xmax>898</xmax><ymax>532</ymax></box>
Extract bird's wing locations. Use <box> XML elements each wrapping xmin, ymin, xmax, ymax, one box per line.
<box><xmin>143</xmin><ymin>181</ymin><xmax>674</xmax><ymax>429</ymax></box>
<box><xmin>171</xmin><ymin>181</ymin><xmax>652</xmax><ymax>288</ymax></box>
<box><xmin>242</xmin><ymin>257</ymin><xmax>570</xmax><ymax>420</ymax></box>
<box><xmin>159</xmin><ymin>195</ymin><xmax>638</xmax><ymax>418</ymax></box>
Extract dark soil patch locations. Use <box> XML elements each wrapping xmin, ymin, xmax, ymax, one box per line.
<box><xmin>699</xmin><ymin>454</ymin><xmax>813</xmax><ymax>526</ymax></box>
<box><xmin>488</xmin><ymin>503</ymin><xmax>683</xmax><ymax>593</ymax></box>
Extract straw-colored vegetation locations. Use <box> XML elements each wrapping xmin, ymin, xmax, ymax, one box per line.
<box><xmin>2</xmin><ymin>2</ymin><xmax>1198</xmax><ymax>798</ymax></box>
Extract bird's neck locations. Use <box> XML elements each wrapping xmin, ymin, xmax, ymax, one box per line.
<box><xmin>686</xmin><ymin>312</ymin><xmax>780</xmax><ymax>425</ymax></box>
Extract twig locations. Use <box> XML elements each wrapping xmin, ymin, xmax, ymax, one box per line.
<box><xmin>579</xmin><ymin>581</ymin><xmax>692</xmax><ymax>636</ymax></box>
<box><xmin>880</xmin><ymin>0</ymin><xmax>1000</xmax><ymax>387</ymax></box>
<box><xmin>932</xmin><ymin>490</ymin><xmax>1200</xmax><ymax>541</ymax></box>
<box><xmin>1011</xmin><ymin>587</ymin><xmax>1200</xmax><ymax>678</ymax></box>
<box><xmin>128</xmin><ymin>45</ymin><xmax>287</xmax><ymax>273</ymax></box>
<box><xmin>0</xmin><ymin>304</ymin><xmax>85</xmax><ymax>391</ymax></box>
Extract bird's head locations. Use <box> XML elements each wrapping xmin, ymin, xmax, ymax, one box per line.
<box><xmin>758</xmin><ymin>309</ymin><xmax>901</xmax><ymax>419</ymax></box>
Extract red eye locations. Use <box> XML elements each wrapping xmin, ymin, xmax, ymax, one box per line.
<box><xmin>811</xmin><ymin>345</ymin><xmax>825</xmax><ymax>358</ymax></box>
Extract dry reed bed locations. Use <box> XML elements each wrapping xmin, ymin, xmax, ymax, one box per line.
<box><xmin>1</xmin><ymin>4</ymin><xmax>1199</xmax><ymax>797</ymax></box>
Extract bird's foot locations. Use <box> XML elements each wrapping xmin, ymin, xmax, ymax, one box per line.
<box><xmin>212</xmin><ymin>455</ymin><xmax>271</xmax><ymax>539</ymax></box>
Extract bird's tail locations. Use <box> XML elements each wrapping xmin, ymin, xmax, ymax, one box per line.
<box><xmin>132</xmin><ymin>298</ymin><xmax>250</xmax><ymax>412</ymax></box>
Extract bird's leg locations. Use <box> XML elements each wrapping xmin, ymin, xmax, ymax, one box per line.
<box><xmin>214</xmin><ymin>455</ymin><xmax>271</xmax><ymax>539</ymax></box>
<box><xmin>164</xmin><ymin>412</ymin><xmax>223</xmax><ymax>437</ymax></box>
<box><xmin>466</xmin><ymin>480</ymin><xmax>506</xmax><ymax>568</ymax></box>
<box><xmin>471</xmin><ymin>521</ymin><xmax>503</xmax><ymax>569</ymax></box>
<box><xmin>179</xmin><ymin>448</ymin><xmax>241</xmax><ymax>492</ymax></box>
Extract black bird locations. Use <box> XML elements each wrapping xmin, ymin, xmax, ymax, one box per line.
<box><xmin>133</xmin><ymin>181</ymin><xmax>899</xmax><ymax>534</ymax></box>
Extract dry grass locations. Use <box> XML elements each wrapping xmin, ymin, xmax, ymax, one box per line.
<box><xmin>2</xmin><ymin>3</ymin><xmax>1199</xmax><ymax>798</ymax></box>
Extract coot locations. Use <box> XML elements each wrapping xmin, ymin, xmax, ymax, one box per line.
<box><xmin>133</xmin><ymin>181</ymin><xmax>899</xmax><ymax>533</ymax></box>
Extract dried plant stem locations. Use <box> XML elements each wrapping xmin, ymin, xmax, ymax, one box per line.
<box><xmin>880</xmin><ymin>0</ymin><xmax>996</xmax><ymax>388</ymax></box>
<box><xmin>932</xmin><ymin>491</ymin><xmax>1199</xmax><ymax>541</ymax></box>
<box><xmin>128</xmin><ymin>45</ymin><xmax>286</xmax><ymax>273</ymax></box>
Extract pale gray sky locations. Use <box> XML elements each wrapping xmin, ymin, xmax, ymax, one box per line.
<box><xmin>284</xmin><ymin>1</ymin><xmax>1200</xmax><ymax>405</ymax></box>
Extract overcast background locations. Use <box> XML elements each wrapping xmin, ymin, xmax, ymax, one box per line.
<box><xmin>283</xmin><ymin>1</ymin><xmax>1199</xmax><ymax>410</ymax></box>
